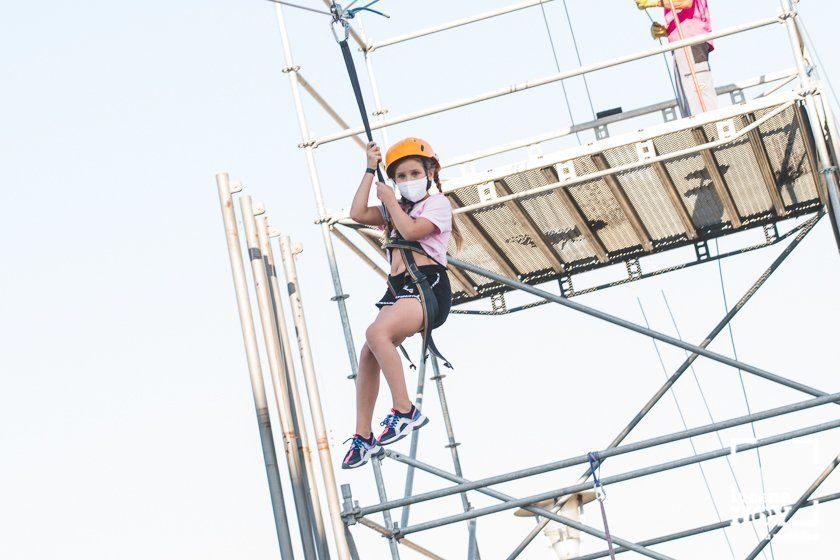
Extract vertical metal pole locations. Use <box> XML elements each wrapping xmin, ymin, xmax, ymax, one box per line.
<box><xmin>215</xmin><ymin>173</ymin><xmax>296</xmax><ymax>559</ymax></box>
<box><xmin>783</xmin><ymin>0</ymin><xmax>840</xmax><ymax>252</ymax></box>
<box><xmin>371</xmin><ymin>456</ymin><xmax>402</xmax><ymax>560</ymax></box>
<box><xmin>273</xmin><ymin>10</ymin><xmax>411</xmax><ymax>558</ymax></box>
<box><xmin>815</xmin><ymin>87</ymin><xmax>840</xmax><ymax>250</ymax></box>
<box><xmin>399</xmin><ymin>358</ymin><xmax>428</xmax><ymax>529</ymax></box>
<box><xmin>263</xmin><ymin>221</ymin><xmax>332</xmax><ymax>560</ymax></box>
<box><xmin>744</xmin><ymin>450</ymin><xmax>840</xmax><ymax>560</ymax></box>
<box><xmin>431</xmin><ymin>356</ymin><xmax>480</xmax><ymax>559</ymax></box>
<box><xmin>340</xmin><ymin>485</ymin><xmax>362</xmax><ymax>560</ymax></box>
<box><xmin>278</xmin><ymin>235</ymin><xmax>353</xmax><ymax>560</ymax></box>
<box><xmin>273</xmin><ymin>2</ymin><xmax>360</xmax><ymax>377</ymax></box>
<box><xmin>242</xmin><ymin>200</ymin><xmax>316</xmax><ymax>559</ymax></box>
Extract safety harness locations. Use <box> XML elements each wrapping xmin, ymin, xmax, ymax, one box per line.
<box><xmin>383</xmin><ymin>235</ymin><xmax>453</xmax><ymax>369</ymax></box>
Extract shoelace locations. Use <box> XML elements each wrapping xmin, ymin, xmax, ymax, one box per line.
<box><xmin>343</xmin><ymin>435</ymin><xmax>367</xmax><ymax>450</ymax></box>
<box><xmin>380</xmin><ymin>412</ymin><xmax>400</xmax><ymax>431</ymax></box>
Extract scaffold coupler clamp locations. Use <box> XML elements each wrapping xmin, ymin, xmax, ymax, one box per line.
<box><xmin>340</xmin><ymin>504</ymin><xmax>362</xmax><ymax>525</ymax></box>
<box><xmin>778</xmin><ymin>8</ymin><xmax>797</xmax><ymax>22</ymax></box>
<box><xmin>587</xmin><ymin>451</ymin><xmax>607</xmax><ymax>502</ymax></box>
<box><xmin>341</xmin><ymin>484</ymin><xmax>360</xmax><ymax>525</ymax></box>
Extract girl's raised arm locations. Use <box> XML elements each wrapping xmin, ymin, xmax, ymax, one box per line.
<box><xmin>349</xmin><ymin>141</ymin><xmax>386</xmax><ymax>226</ymax></box>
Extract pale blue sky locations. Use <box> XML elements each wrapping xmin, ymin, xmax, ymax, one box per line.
<box><xmin>2</xmin><ymin>1</ymin><xmax>839</xmax><ymax>559</ymax></box>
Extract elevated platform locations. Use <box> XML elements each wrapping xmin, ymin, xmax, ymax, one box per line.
<box><xmin>339</xmin><ymin>92</ymin><xmax>829</xmax><ymax>306</ymax></box>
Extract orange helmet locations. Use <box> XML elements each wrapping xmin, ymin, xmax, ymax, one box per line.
<box><xmin>385</xmin><ymin>137</ymin><xmax>439</xmax><ymax>177</ymax></box>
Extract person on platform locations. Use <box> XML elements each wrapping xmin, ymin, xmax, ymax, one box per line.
<box><xmin>637</xmin><ymin>0</ymin><xmax>719</xmax><ymax>116</ymax></box>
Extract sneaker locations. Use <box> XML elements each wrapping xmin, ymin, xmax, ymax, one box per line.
<box><xmin>341</xmin><ymin>433</ymin><xmax>382</xmax><ymax>470</ymax></box>
<box><xmin>378</xmin><ymin>405</ymin><xmax>429</xmax><ymax>446</ymax></box>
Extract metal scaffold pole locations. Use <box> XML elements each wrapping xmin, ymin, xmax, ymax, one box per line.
<box><xmin>264</xmin><ymin>224</ymin><xmax>332</xmax><ymax>560</ymax></box>
<box><xmin>215</xmin><ymin>173</ymin><xmax>296</xmax><ymax>559</ymax></box>
<box><xmin>273</xmin><ymin>1</ymin><xmax>360</xmax><ymax>378</ymax></box>
<box><xmin>393</xmin><ymin>419</ymin><xmax>840</xmax><ymax>536</ymax></box>
<box><xmin>399</xmin><ymin>359</ymin><xmax>427</xmax><ymax>530</ymax></box>
<box><xmin>506</xmin><ymin>213</ymin><xmax>821</xmax><ymax>557</ymax></box>
<box><xmin>278</xmin><ymin>235</ymin><xmax>352</xmax><ymax>560</ymax></box>
<box><xmin>385</xmin><ymin>451</ymin><xmax>676</xmax><ymax>560</ymax></box>
<box><xmin>781</xmin><ymin>0</ymin><xmax>840</xmax><ymax>252</ymax></box>
<box><xmin>431</xmin><ymin>355</ymin><xmax>480</xmax><ymax>557</ymax></box>
<box><xmin>371</xmin><ymin>455</ymin><xmax>402</xmax><ymax>560</ymax></box>
<box><xmin>445</xmin><ymin>250</ymin><xmax>831</xmax><ymax>404</ymax></box>
<box><xmin>242</xmin><ymin>198</ymin><xmax>318</xmax><ymax>559</ymax></box>
<box><xmin>273</xmin><ymin>9</ymin><xmax>416</xmax><ymax>558</ymax></box>
<box><xmin>351</xmin><ymin>391</ymin><xmax>840</xmax><ymax>518</ymax></box>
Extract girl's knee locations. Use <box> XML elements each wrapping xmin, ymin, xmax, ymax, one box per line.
<box><xmin>365</xmin><ymin>323</ymin><xmax>392</xmax><ymax>349</ymax></box>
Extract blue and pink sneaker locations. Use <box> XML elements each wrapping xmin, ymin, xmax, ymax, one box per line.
<box><xmin>378</xmin><ymin>404</ymin><xmax>429</xmax><ymax>446</ymax></box>
<box><xmin>341</xmin><ymin>433</ymin><xmax>382</xmax><ymax>470</ymax></box>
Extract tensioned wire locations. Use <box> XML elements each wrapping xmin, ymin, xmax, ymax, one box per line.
<box><xmin>798</xmin><ymin>16</ymin><xmax>840</xmax><ymax>117</ymax></box>
<box><xmin>712</xmin><ymin>238</ymin><xmax>776</xmax><ymax>560</ymax></box>
<box><xmin>637</xmin><ymin>298</ymin><xmax>738</xmax><ymax>560</ymax></box>
<box><xmin>537</xmin><ymin>0</ymin><xmax>597</xmax><ymax>144</ymax></box>
<box><xmin>540</xmin><ymin>0</ymin><xmax>592</xmax><ymax>144</ymax></box>
<box><xmin>661</xmin><ymin>291</ymin><xmax>775</xmax><ymax>560</ymax></box>
<box><xmin>638</xmin><ymin>6</ymin><xmax>776</xmax><ymax>554</ymax></box>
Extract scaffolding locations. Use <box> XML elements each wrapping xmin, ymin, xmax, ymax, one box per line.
<box><xmin>216</xmin><ymin>1</ymin><xmax>840</xmax><ymax>558</ymax></box>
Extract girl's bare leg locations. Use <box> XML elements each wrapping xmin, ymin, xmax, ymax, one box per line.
<box><xmin>365</xmin><ymin>299</ymin><xmax>424</xmax><ymax>414</ymax></box>
<box><xmin>354</xmin><ymin>342</ymin><xmax>381</xmax><ymax>436</ymax></box>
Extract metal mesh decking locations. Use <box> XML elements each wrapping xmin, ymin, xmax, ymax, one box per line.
<box><xmin>438</xmin><ymin>98</ymin><xmax>824</xmax><ymax>304</ymax></box>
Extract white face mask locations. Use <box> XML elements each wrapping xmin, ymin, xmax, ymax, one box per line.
<box><xmin>396</xmin><ymin>177</ymin><xmax>430</xmax><ymax>202</ymax></box>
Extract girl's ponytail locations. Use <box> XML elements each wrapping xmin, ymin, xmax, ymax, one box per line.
<box><xmin>431</xmin><ymin>166</ymin><xmax>463</xmax><ymax>252</ymax></box>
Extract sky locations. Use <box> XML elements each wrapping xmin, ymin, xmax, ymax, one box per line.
<box><xmin>2</xmin><ymin>1</ymin><xmax>839</xmax><ymax>559</ymax></box>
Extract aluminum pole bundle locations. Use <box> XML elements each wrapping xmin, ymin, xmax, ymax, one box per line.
<box><xmin>215</xmin><ymin>173</ymin><xmax>296</xmax><ymax>559</ymax></box>
<box><xmin>241</xmin><ymin>197</ymin><xmax>319</xmax><ymax>559</ymax></box>
<box><xmin>277</xmin><ymin>235</ymin><xmax>353</xmax><ymax>560</ymax></box>
<box><xmin>263</xmin><ymin>223</ymin><xmax>332</xmax><ymax>560</ymax></box>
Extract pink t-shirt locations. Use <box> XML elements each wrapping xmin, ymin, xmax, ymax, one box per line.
<box><xmin>664</xmin><ymin>0</ymin><xmax>714</xmax><ymax>51</ymax></box>
<box><xmin>379</xmin><ymin>193</ymin><xmax>453</xmax><ymax>267</ymax></box>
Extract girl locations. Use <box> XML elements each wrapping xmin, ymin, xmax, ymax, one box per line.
<box><xmin>342</xmin><ymin>137</ymin><xmax>461</xmax><ymax>469</ymax></box>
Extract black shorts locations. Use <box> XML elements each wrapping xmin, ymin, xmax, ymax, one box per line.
<box><xmin>375</xmin><ymin>264</ymin><xmax>452</xmax><ymax>329</ymax></box>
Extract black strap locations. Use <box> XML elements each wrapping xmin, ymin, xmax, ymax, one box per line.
<box><xmin>335</xmin><ymin>34</ymin><xmax>451</xmax><ymax>369</ymax></box>
<box><xmin>337</xmin><ymin>39</ymin><xmax>392</xmax><ymax>224</ymax></box>
<box><xmin>390</xmin><ymin>242</ymin><xmax>453</xmax><ymax>369</ymax></box>
<box><xmin>398</xmin><ymin>344</ymin><xmax>417</xmax><ymax>370</ymax></box>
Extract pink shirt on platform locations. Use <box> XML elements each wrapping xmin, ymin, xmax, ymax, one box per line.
<box><xmin>664</xmin><ymin>0</ymin><xmax>714</xmax><ymax>51</ymax></box>
<box><xmin>379</xmin><ymin>193</ymin><xmax>453</xmax><ymax>267</ymax></box>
